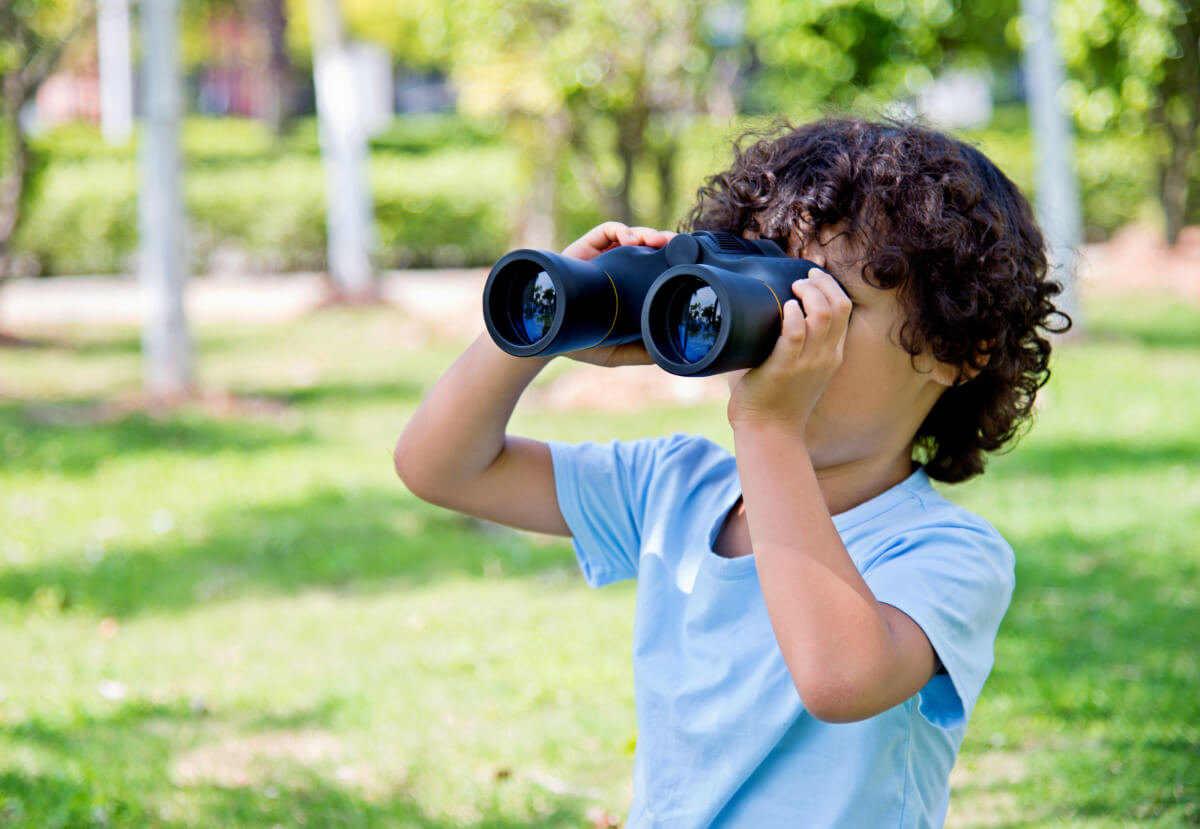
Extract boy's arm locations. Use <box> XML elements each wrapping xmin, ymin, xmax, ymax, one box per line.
<box><xmin>394</xmin><ymin>336</ymin><xmax>569</xmax><ymax>534</ymax></box>
<box><xmin>730</xmin><ymin>273</ymin><xmax>937</xmax><ymax>723</ymax></box>
<box><xmin>393</xmin><ymin>222</ymin><xmax>672</xmax><ymax>535</ymax></box>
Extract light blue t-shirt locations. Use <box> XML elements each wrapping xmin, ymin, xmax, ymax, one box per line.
<box><xmin>548</xmin><ymin>433</ymin><xmax>1015</xmax><ymax>828</ymax></box>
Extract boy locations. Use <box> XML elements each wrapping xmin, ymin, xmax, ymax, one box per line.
<box><xmin>394</xmin><ymin>117</ymin><xmax>1069</xmax><ymax>827</ymax></box>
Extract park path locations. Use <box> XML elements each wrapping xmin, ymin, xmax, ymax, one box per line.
<box><xmin>0</xmin><ymin>267</ymin><xmax>728</xmax><ymax>410</ymax></box>
<box><xmin>3</xmin><ymin>223</ymin><xmax>1198</xmax><ymax>330</ymax></box>
<box><xmin>0</xmin><ymin>269</ymin><xmax>489</xmax><ymax>329</ymax></box>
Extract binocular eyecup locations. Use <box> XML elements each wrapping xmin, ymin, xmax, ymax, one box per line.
<box><xmin>482</xmin><ymin>231</ymin><xmax>821</xmax><ymax>376</ymax></box>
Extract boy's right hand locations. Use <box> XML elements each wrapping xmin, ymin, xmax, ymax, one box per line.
<box><xmin>560</xmin><ymin>222</ymin><xmax>676</xmax><ymax>368</ymax></box>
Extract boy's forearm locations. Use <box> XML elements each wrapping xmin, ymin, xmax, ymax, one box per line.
<box><xmin>394</xmin><ymin>333</ymin><xmax>551</xmax><ymax>499</ymax></box>
<box><xmin>733</xmin><ymin>423</ymin><xmax>928</xmax><ymax>722</ymax></box>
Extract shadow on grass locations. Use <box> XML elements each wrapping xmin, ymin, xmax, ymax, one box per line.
<box><xmin>986</xmin><ymin>436</ymin><xmax>1200</xmax><ymax>480</ymax></box>
<box><xmin>265</xmin><ymin>379</ymin><xmax>425</xmax><ymax>408</ymax></box>
<box><xmin>0</xmin><ymin>699</ymin><xmax>592</xmax><ymax>828</ymax></box>
<box><xmin>987</xmin><ymin>525</ymin><xmax>1200</xmax><ymax>822</ymax></box>
<box><xmin>0</xmin><ymin>400</ymin><xmax>308</xmax><ymax>478</ymax></box>
<box><xmin>0</xmin><ymin>486</ymin><xmax>572</xmax><ymax>618</ymax></box>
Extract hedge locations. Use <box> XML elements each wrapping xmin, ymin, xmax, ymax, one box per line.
<box><xmin>7</xmin><ymin>112</ymin><xmax>1181</xmax><ymax>276</ymax></box>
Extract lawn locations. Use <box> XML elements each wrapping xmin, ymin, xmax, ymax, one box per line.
<box><xmin>0</xmin><ymin>291</ymin><xmax>1197</xmax><ymax>827</ymax></box>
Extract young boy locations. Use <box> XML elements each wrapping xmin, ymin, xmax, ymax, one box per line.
<box><xmin>394</xmin><ymin>117</ymin><xmax>1069</xmax><ymax>827</ymax></box>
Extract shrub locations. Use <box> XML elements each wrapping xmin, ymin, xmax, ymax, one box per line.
<box><xmin>14</xmin><ymin>124</ymin><xmax>520</xmax><ymax>274</ymax></box>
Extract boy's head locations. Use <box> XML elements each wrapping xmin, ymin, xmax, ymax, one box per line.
<box><xmin>687</xmin><ymin>116</ymin><xmax>1071</xmax><ymax>483</ymax></box>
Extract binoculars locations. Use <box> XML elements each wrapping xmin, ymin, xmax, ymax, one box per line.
<box><xmin>482</xmin><ymin>230</ymin><xmax>821</xmax><ymax>377</ymax></box>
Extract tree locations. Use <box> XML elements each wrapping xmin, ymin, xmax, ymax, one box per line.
<box><xmin>0</xmin><ymin>0</ymin><xmax>96</xmax><ymax>282</ymax></box>
<box><xmin>261</xmin><ymin>0</ymin><xmax>294</xmax><ymax>135</ymax></box>
<box><xmin>305</xmin><ymin>0</ymin><xmax>376</xmax><ymax>300</ymax></box>
<box><xmin>1053</xmin><ymin>0</ymin><xmax>1199</xmax><ymax>244</ymax></box>
<box><xmin>743</xmin><ymin>0</ymin><xmax>1022</xmax><ymax>114</ymax></box>
<box><xmin>438</xmin><ymin>0</ymin><xmax>725</xmax><ymax>245</ymax></box>
<box><xmin>140</xmin><ymin>0</ymin><xmax>195</xmax><ymax>397</ymax></box>
<box><xmin>290</xmin><ymin>0</ymin><xmax>729</xmax><ymax>244</ymax></box>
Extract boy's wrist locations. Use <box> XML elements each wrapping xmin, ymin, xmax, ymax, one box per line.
<box><xmin>728</xmin><ymin>413</ymin><xmax>810</xmax><ymax>452</ymax></box>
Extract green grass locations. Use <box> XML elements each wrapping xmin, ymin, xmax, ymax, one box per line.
<box><xmin>1</xmin><ymin>293</ymin><xmax>1198</xmax><ymax>827</ymax></box>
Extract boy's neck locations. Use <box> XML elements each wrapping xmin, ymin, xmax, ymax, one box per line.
<box><xmin>814</xmin><ymin>447</ymin><xmax>917</xmax><ymax>517</ymax></box>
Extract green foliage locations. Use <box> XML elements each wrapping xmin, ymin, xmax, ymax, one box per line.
<box><xmin>0</xmin><ymin>294</ymin><xmax>1197</xmax><ymax>825</ymax></box>
<box><xmin>743</xmin><ymin>0</ymin><xmax>1020</xmax><ymax>114</ymax></box>
<box><xmin>1053</xmin><ymin>0</ymin><xmax>1190</xmax><ymax>134</ymax></box>
<box><xmin>0</xmin><ymin>0</ymin><xmax>82</xmax><ymax>78</ymax></box>
<box><xmin>1050</xmin><ymin>0</ymin><xmax>1200</xmax><ymax>236</ymax></box>
<box><xmin>14</xmin><ymin>118</ymin><xmax>518</xmax><ymax>274</ymax></box>
<box><xmin>10</xmin><ymin>110</ymin><xmax>1176</xmax><ymax>275</ymax></box>
<box><xmin>280</xmin><ymin>0</ymin><xmax>451</xmax><ymax>69</ymax></box>
<box><xmin>964</xmin><ymin>107</ymin><xmax>1160</xmax><ymax>238</ymax></box>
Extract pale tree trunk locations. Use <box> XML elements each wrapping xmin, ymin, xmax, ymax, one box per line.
<box><xmin>307</xmin><ymin>0</ymin><xmax>376</xmax><ymax>301</ymax></box>
<box><xmin>97</xmin><ymin>0</ymin><xmax>133</xmax><ymax>145</ymax></box>
<box><xmin>1020</xmin><ymin>0</ymin><xmax>1084</xmax><ymax>333</ymax></box>
<box><xmin>139</xmin><ymin>0</ymin><xmax>194</xmax><ymax>398</ymax></box>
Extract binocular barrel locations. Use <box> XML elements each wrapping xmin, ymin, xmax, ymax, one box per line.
<box><xmin>483</xmin><ymin>244</ymin><xmax>671</xmax><ymax>358</ymax></box>
<box><xmin>640</xmin><ymin>259</ymin><xmax>819</xmax><ymax>376</ymax></box>
<box><xmin>481</xmin><ymin>231</ymin><xmax>821</xmax><ymax>375</ymax></box>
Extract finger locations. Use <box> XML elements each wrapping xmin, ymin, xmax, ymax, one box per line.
<box><xmin>782</xmin><ymin>297</ymin><xmax>807</xmax><ymax>341</ymax></box>
<box><xmin>562</xmin><ymin>222</ymin><xmax>630</xmax><ymax>258</ymax></box>
<box><xmin>598</xmin><ymin>221</ymin><xmax>634</xmax><ymax>250</ymax></box>
<box><xmin>807</xmin><ymin>268</ymin><xmax>853</xmax><ymax>336</ymax></box>
<box><xmin>754</xmin><ymin>299</ymin><xmax>807</xmax><ymax>375</ymax></box>
<box><xmin>791</xmin><ymin>279</ymin><xmax>835</xmax><ymax>334</ymax></box>
<box><xmin>629</xmin><ymin>227</ymin><xmax>676</xmax><ymax>248</ymax></box>
<box><xmin>807</xmin><ymin>268</ymin><xmax>852</xmax><ymax>310</ymax></box>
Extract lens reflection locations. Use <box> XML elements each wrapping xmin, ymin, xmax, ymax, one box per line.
<box><xmin>668</xmin><ymin>282</ymin><xmax>721</xmax><ymax>363</ymax></box>
<box><xmin>515</xmin><ymin>271</ymin><xmax>555</xmax><ymax>344</ymax></box>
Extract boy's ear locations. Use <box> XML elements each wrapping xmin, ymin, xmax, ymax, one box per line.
<box><xmin>930</xmin><ymin>340</ymin><xmax>994</xmax><ymax>387</ymax></box>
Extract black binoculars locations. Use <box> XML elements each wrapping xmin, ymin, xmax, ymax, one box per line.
<box><xmin>482</xmin><ymin>230</ymin><xmax>821</xmax><ymax>377</ymax></box>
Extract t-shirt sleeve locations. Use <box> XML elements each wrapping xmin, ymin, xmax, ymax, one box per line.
<box><xmin>547</xmin><ymin>435</ymin><xmax>686</xmax><ymax>588</ymax></box>
<box><xmin>864</xmin><ymin>523</ymin><xmax>1016</xmax><ymax>730</ymax></box>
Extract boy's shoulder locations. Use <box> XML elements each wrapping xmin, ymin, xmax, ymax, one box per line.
<box><xmin>832</xmin><ymin>469</ymin><xmax>1015</xmax><ymax>579</ymax></box>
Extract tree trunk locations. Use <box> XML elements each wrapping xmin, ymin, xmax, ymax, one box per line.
<box><xmin>1158</xmin><ymin>5</ymin><xmax>1200</xmax><ymax>246</ymax></box>
<box><xmin>649</xmin><ymin>125</ymin><xmax>679</xmax><ymax>230</ymax></box>
<box><xmin>261</xmin><ymin>0</ymin><xmax>293</xmax><ymax>137</ymax></box>
<box><xmin>307</xmin><ymin>0</ymin><xmax>377</xmax><ymax>301</ymax></box>
<box><xmin>1020</xmin><ymin>0</ymin><xmax>1084</xmax><ymax>332</ymax></box>
<box><xmin>0</xmin><ymin>96</ymin><xmax>30</xmax><ymax>280</ymax></box>
<box><xmin>139</xmin><ymin>0</ymin><xmax>195</xmax><ymax>398</ymax></box>
<box><xmin>614</xmin><ymin>105</ymin><xmax>648</xmax><ymax>227</ymax></box>
<box><xmin>1161</xmin><ymin>116</ymin><xmax>1197</xmax><ymax>246</ymax></box>
<box><xmin>514</xmin><ymin>111</ymin><xmax>566</xmax><ymax>250</ymax></box>
<box><xmin>0</xmin><ymin>1</ymin><xmax>97</xmax><ymax>281</ymax></box>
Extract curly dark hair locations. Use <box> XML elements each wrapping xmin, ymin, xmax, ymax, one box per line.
<box><xmin>687</xmin><ymin>116</ymin><xmax>1071</xmax><ymax>483</ymax></box>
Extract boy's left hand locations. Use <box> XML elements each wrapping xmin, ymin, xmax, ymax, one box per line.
<box><xmin>727</xmin><ymin>269</ymin><xmax>851</xmax><ymax>436</ymax></box>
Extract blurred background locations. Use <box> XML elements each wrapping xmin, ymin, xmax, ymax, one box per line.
<box><xmin>1</xmin><ymin>0</ymin><xmax>1198</xmax><ymax>826</ymax></box>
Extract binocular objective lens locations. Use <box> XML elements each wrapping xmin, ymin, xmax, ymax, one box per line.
<box><xmin>513</xmin><ymin>270</ymin><xmax>556</xmax><ymax>344</ymax></box>
<box><xmin>668</xmin><ymin>280</ymin><xmax>721</xmax><ymax>363</ymax></box>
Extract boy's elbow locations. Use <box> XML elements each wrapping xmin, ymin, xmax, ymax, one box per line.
<box><xmin>793</xmin><ymin>673</ymin><xmax>880</xmax><ymax>724</ymax></box>
<box><xmin>393</xmin><ymin>437</ymin><xmax>440</xmax><ymax>503</ymax></box>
